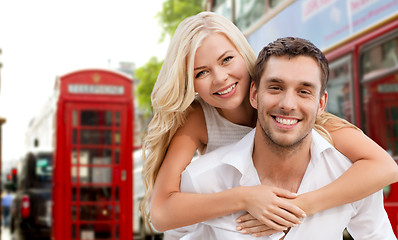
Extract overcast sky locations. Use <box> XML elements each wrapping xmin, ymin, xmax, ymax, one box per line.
<box><xmin>0</xmin><ymin>0</ymin><xmax>169</xmax><ymax>165</ymax></box>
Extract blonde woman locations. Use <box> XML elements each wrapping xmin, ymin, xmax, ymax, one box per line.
<box><xmin>141</xmin><ymin>11</ymin><xmax>398</xmax><ymax>236</ymax></box>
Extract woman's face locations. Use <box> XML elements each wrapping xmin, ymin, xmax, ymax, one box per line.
<box><xmin>193</xmin><ymin>33</ymin><xmax>251</xmax><ymax>111</ymax></box>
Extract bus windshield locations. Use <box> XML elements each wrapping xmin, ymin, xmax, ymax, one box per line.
<box><xmin>35</xmin><ymin>155</ymin><xmax>52</xmax><ymax>182</ymax></box>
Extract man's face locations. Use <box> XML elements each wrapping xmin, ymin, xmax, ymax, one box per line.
<box><xmin>250</xmin><ymin>55</ymin><xmax>327</xmax><ymax>148</ymax></box>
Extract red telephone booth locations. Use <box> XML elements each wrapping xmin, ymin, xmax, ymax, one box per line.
<box><xmin>52</xmin><ymin>69</ymin><xmax>133</xmax><ymax>240</ymax></box>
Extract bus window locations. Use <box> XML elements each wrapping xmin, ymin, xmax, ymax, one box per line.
<box><xmin>326</xmin><ymin>55</ymin><xmax>354</xmax><ymax>123</ymax></box>
<box><xmin>213</xmin><ymin>0</ymin><xmax>233</xmax><ymax>21</ymax></box>
<box><xmin>362</xmin><ymin>35</ymin><xmax>398</xmax><ymax>80</ymax></box>
<box><xmin>269</xmin><ymin>0</ymin><xmax>286</xmax><ymax>8</ymax></box>
<box><xmin>235</xmin><ymin>0</ymin><xmax>266</xmax><ymax>32</ymax></box>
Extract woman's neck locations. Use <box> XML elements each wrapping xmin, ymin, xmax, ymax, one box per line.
<box><xmin>216</xmin><ymin>98</ymin><xmax>256</xmax><ymax>127</ymax></box>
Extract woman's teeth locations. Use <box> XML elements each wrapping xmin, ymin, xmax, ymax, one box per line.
<box><xmin>217</xmin><ymin>83</ymin><xmax>236</xmax><ymax>95</ymax></box>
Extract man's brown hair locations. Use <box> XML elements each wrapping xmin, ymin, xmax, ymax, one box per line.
<box><xmin>252</xmin><ymin>37</ymin><xmax>329</xmax><ymax>95</ymax></box>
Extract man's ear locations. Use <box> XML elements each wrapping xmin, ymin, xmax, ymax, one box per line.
<box><xmin>250</xmin><ymin>81</ymin><xmax>258</xmax><ymax>109</ymax></box>
<box><xmin>317</xmin><ymin>90</ymin><xmax>328</xmax><ymax>117</ymax></box>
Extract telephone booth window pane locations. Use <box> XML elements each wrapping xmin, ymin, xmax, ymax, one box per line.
<box><xmin>115</xmin><ymin>131</ymin><xmax>120</xmax><ymax>145</ymax></box>
<box><xmin>106</xmin><ymin>111</ymin><xmax>112</xmax><ymax>126</ymax></box>
<box><xmin>80</xmin><ymin>224</ymin><xmax>112</xmax><ymax>239</ymax></box>
<box><xmin>81</xmin><ymin>130</ymin><xmax>112</xmax><ymax>145</ymax></box>
<box><xmin>72</xmin><ymin>205</ymin><xmax>77</xmax><ymax>221</ymax></box>
<box><xmin>73</xmin><ymin>130</ymin><xmax>77</xmax><ymax>144</ymax></box>
<box><xmin>115</xmin><ymin>149</ymin><xmax>120</xmax><ymax>164</ymax></box>
<box><xmin>72</xmin><ymin>224</ymin><xmax>77</xmax><ymax>239</ymax></box>
<box><xmin>73</xmin><ymin>110</ymin><xmax>78</xmax><ymax>127</ymax></box>
<box><xmin>80</xmin><ymin>149</ymin><xmax>112</xmax><ymax>165</ymax></box>
<box><xmin>79</xmin><ymin>205</ymin><xmax>113</xmax><ymax>221</ymax></box>
<box><xmin>81</xmin><ymin>110</ymin><xmax>113</xmax><ymax>126</ymax></box>
<box><xmin>72</xmin><ymin>150</ymin><xmax>78</xmax><ymax>165</ymax></box>
<box><xmin>71</xmin><ymin>167</ymin><xmax>77</xmax><ymax>183</ymax></box>
<box><xmin>80</xmin><ymin>167</ymin><xmax>112</xmax><ymax>183</ymax></box>
<box><xmin>79</xmin><ymin>186</ymin><xmax>112</xmax><ymax>201</ymax></box>
<box><xmin>72</xmin><ymin>187</ymin><xmax>77</xmax><ymax>201</ymax></box>
<box><xmin>115</xmin><ymin>111</ymin><xmax>120</xmax><ymax>126</ymax></box>
<box><xmin>115</xmin><ymin>224</ymin><xmax>119</xmax><ymax>239</ymax></box>
<box><xmin>115</xmin><ymin>187</ymin><xmax>119</xmax><ymax>201</ymax></box>
<box><xmin>114</xmin><ymin>204</ymin><xmax>120</xmax><ymax>220</ymax></box>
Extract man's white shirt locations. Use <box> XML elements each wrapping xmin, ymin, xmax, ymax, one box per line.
<box><xmin>165</xmin><ymin>129</ymin><xmax>396</xmax><ymax>240</ymax></box>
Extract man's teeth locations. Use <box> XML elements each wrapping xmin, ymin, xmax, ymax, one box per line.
<box><xmin>217</xmin><ymin>83</ymin><xmax>236</xmax><ymax>95</ymax></box>
<box><xmin>275</xmin><ymin>117</ymin><xmax>298</xmax><ymax>125</ymax></box>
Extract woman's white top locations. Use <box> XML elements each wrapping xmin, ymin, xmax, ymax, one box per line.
<box><xmin>196</xmin><ymin>97</ymin><xmax>253</xmax><ymax>155</ymax></box>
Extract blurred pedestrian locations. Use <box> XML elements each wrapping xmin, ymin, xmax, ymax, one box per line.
<box><xmin>1</xmin><ymin>190</ymin><xmax>13</xmax><ymax>227</ymax></box>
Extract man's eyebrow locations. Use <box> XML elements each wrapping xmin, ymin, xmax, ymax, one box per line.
<box><xmin>264</xmin><ymin>78</ymin><xmax>283</xmax><ymax>84</ymax></box>
<box><xmin>300</xmin><ymin>81</ymin><xmax>316</xmax><ymax>89</ymax></box>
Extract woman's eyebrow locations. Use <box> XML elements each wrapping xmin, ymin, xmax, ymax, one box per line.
<box><xmin>217</xmin><ymin>50</ymin><xmax>233</xmax><ymax>61</ymax></box>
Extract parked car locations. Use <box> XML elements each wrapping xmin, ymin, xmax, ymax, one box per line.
<box><xmin>10</xmin><ymin>151</ymin><xmax>52</xmax><ymax>240</ymax></box>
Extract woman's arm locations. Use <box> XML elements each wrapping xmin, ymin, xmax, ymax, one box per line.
<box><xmin>294</xmin><ymin>125</ymin><xmax>398</xmax><ymax>215</ymax></box>
<box><xmin>150</xmin><ymin>103</ymin><xmax>304</xmax><ymax>232</ymax></box>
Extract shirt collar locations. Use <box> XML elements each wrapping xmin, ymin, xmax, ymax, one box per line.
<box><xmin>220</xmin><ymin>128</ymin><xmax>334</xmax><ymax>186</ymax></box>
<box><xmin>220</xmin><ymin>129</ymin><xmax>258</xmax><ymax>186</ymax></box>
<box><xmin>310</xmin><ymin>129</ymin><xmax>335</xmax><ymax>164</ymax></box>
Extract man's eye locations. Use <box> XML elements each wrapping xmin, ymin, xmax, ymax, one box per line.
<box><xmin>299</xmin><ymin>90</ymin><xmax>311</xmax><ymax>95</ymax></box>
<box><xmin>269</xmin><ymin>86</ymin><xmax>282</xmax><ymax>91</ymax></box>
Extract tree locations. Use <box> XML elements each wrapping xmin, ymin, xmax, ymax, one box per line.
<box><xmin>157</xmin><ymin>0</ymin><xmax>204</xmax><ymax>42</ymax></box>
<box><xmin>135</xmin><ymin>0</ymin><xmax>203</xmax><ymax>114</ymax></box>
<box><xmin>135</xmin><ymin>57</ymin><xmax>163</xmax><ymax>115</ymax></box>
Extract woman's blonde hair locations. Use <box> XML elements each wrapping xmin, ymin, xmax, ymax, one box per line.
<box><xmin>140</xmin><ymin>11</ymin><xmax>257</xmax><ymax>227</ymax></box>
<box><xmin>315</xmin><ymin>111</ymin><xmax>361</xmax><ymax>144</ymax></box>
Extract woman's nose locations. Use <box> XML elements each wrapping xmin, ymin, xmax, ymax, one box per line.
<box><xmin>212</xmin><ymin>67</ymin><xmax>228</xmax><ymax>84</ymax></box>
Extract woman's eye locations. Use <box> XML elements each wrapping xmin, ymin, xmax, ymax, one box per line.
<box><xmin>223</xmin><ymin>56</ymin><xmax>233</xmax><ymax>64</ymax></box>
<box><xmin>195</xmin><ymin>70</ymin><xmax>207</xmax><ymax>78</ymax></box>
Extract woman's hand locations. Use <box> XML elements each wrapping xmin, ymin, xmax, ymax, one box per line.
<box><xmin>240</xmin><ymin>185</ymin><xmax>306</xmax><ymax>232</ymax></box>
<box><xmin>236</xmin><ymin>213</ymin><xmax>283</xmax><ymax>237</ymax></box>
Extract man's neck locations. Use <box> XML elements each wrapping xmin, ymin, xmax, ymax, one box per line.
<box><xmin>252</xmin><ymin>130</ymin><xmax>312</xmax><ymax>193</ymax></box>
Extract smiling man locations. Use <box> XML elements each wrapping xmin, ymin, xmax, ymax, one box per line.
<box><xmin>166</xmin><ymin>37</ymin><xmax>395</xmax><ymax>240</ymax></box>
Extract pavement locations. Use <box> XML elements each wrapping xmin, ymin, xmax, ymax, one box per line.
<box><xmin>1</xmin><ymin>227</ymin><xmax>11</xmax><ymax>240</ymax></box>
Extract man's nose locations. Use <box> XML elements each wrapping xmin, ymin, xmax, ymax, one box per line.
<box><xmin>279</xmin><ymin>91</ymin><xmax>297</xmax><ymax>111</ymax></box>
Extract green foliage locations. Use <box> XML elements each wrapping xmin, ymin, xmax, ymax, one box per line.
<box><xmin>135</xmin><ymin>0</ymin><xmax>203</xmax><ymax>114</ymax></box>
<box><xmin>157</xmin><ymin>0</ymin><xmax>204</xmax><ymax>41</ymax></box>
<box><xmin>135</xmin><ymin>57</ymin><xmax>164</xmax><ymax>115</ymax></box>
